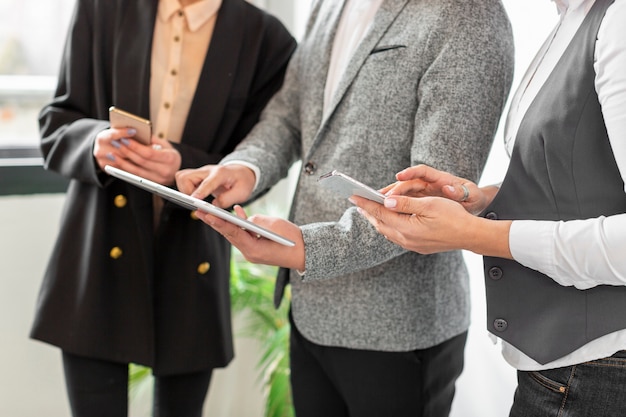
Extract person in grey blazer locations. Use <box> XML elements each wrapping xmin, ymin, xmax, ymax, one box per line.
<box><xmin>176</xmin><ymin>0</ymin><xmax>513</xmax><ymax>415</ymax></box>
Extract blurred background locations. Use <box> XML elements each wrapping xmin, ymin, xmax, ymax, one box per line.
<box><xmin>0</xmin><ymin>0</ymin><xmax>557</xmax><ymax>415</ymax></box>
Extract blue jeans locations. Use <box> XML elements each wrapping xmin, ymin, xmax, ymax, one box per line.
<box><xmin>509</xmin><ymin>350</ymin><xmax>626</xmax><ymax>417</ymax></box>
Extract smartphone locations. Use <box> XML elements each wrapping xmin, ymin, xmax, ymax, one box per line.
<box><xmin>109</xmin><ymin>106</ymin><xmax>152</xmax><ymax>145</ymax></box>
<box><xmin>318</xmin><ymin>170</ymin><xmax>385</xmax><ymax>204</ymax></box>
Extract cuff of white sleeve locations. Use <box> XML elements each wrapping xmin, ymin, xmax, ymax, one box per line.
<box><xmin>509</xmin><ymin>220</ymin><xmax>557</xmax><ymax>279</ymax></box>
<box><xmin>221</xmin><ymin>160</ymin><xmax>261</xmax><ymax>192</ymax></box>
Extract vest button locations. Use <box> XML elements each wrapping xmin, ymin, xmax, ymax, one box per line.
<box><xmin>488</xmin><ymin>266</ymin><xmax>503</xmax><ymax>280</ymax></box>
<box><xmin>485</xmin><ymin>211</ymin><xmax>498</xmax><ymax>220</ymax></box>
<box><xmin>197</xmin><ymin>262</ymin><xmax>211</xmax><ymax>275</ymax></box>
<box><xmin>493</xmin><ymin>319</ymin><xmax>508</xmax><ymax>332</ymax></box>
<box><xmin>303</xmin><ymin>161</ymin><xmax>317</xmax><ymax>175</ymax></box>
<box><xmin>114</xmin><ymin>194</ymin><xmax>127</xmax><ymax>208</ymax></box>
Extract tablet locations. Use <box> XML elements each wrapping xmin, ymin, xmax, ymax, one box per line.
<box><xmin>104</xmin><ymin>165</ymin><xmax>296</xmax><ymax>247</ymax></box>
<box><xmin>318</xmin><ymin>170</ymin><xmax>385</xmax><ymax>204</ymax></box>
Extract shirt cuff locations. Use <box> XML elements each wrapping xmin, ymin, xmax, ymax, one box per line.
<box><xmin>509</xmin><ymin>220</ymin><xmax>558</xmax><ymax>280</ymax></box>
<box><xmin>221</xmin><ymin>160</ymin><xmax>261</xmax><ymax>192</ymax></box>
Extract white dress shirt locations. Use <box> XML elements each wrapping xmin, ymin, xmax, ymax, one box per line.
<box><xmin>502</xmin><ymin>0</ymin><xmax>626</xmax><ymax>370</ymax></box>
<box><xmin>323</xmin><ymin>0</ymin><xmax>384</xmax><ymax>116</ymax></box>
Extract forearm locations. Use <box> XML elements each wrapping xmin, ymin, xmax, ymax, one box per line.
<box><xmin>464</xmin><ymin>216</ymin><xmax>513</xmax><ymax>259</ymax></box>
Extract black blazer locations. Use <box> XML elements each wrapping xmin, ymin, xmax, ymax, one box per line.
<box><xmin>31</xmin><ymin>0</ymin><xmax>295</xmax><ymax>375</ymax></box>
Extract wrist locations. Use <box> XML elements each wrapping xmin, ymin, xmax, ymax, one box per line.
<box><xmin>466</xmin><ymin>217</ymin><xmax>513</xmax><ymax>259</ymax></box>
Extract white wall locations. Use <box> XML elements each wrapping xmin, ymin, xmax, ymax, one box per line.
<box><xmin>0</xmin><ymin>1</ymin><xmax>560</xmax><ymax>416</ymax></box>
<box><xmin>0</xmin><ymin>194</ymin><xmax>69</xmax><ymax>417</ymax></box>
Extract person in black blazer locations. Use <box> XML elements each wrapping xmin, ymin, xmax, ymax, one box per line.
<box><xmin>29</xmin><ymin>0</ymin><xmax>295</xmax><ymax>415</ymax></box>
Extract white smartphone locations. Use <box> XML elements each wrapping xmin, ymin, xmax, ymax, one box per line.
<box><xmin>104</xmin><ymin>165</ymin><xmax>296</xmax><ymax>247</ymax></box>
<box><xmin>318</xmin><ymin>170</ymin><xmax>385</xmax><ymax>204</ymax></box>
<box><xmin>109</xmin><ymin>106</ymin><xmax>152</xmax><ymax>145</ymax></box>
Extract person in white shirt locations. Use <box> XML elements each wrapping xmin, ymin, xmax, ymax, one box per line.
<box><xmin>30</xmin><ymin>0</ymin><xmax>295</xmax><ymax>416</ymax></box>
<box><xmin>353</xmin><ymin>0</ymin><xmax>626</xmax><ymax>415</ymax></box>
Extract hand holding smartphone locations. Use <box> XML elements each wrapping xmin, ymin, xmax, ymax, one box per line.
<box><xmin>109</xmin><ymin>106</ymin><xmax>152</xmax><ymax>145</ymax></box>
<box><xmin>318</xmin><ymin>170</ymin><xmax>385</xmax><ymax>204</ymax></box>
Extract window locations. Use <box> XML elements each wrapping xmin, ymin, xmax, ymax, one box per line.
<box><xmin>0</xmin><ymin>0</ymin><xmax>74</xmax><ymax>194</ymax></box>
<box><xmin>0</xmin><ymin>0</ymin><xmax>74</xmax><ymax>151</ymax></box>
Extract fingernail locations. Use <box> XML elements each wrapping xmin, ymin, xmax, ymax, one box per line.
<box><xmin>384</xmin><ymin>198</ymin><xmax>397</xmax><ymax>208</ymax></box>
<box><xmin>120</xmin><ymin>138</ymin><xmax>130</xmax><ymax>146</ymax></box>
<box><xmin>348</xmin><ymin>197</ymin><xmax>356</xmax><ymax>205</ymax></box>
<box><xmin>106</xmin><ymin>152</ymin><xmax>115</xmax><ymax>161</ymax></box>
<box><xmin>127</xmin><ymin>128</ymin><xmax>137</xmax><ymax>136</ymax></box>
<box><xmin>111</xmin><ymin>140</ymin><xmax>121</xmax><ymax>149</ymax></box>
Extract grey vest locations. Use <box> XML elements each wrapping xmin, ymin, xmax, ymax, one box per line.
<box><xmin>482</xmin><ymin>0</ymin><xmax>626</xmax><ymax>365</ymax></box>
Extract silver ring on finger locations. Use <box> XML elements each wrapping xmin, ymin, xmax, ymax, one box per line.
<box><xmin>460</xmin><ymin>184</ymin><xmax>470</xmax><ymax>202</ymax></box>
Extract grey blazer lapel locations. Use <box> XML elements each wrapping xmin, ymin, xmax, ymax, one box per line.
<box><xmin>321</xmin><ymin>0</ymin><xmax>409</xmax><ymax>126</ymax></box>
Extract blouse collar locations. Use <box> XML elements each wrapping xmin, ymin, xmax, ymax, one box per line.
<box><xmin>158</xmin><ymin>0</ymin><xmax>222</xmax><ymax>32</ymax></box>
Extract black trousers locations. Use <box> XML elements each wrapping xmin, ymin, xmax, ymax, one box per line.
<box><xmin>290</xmin><ymin>316</ymin><xmax>467</xmax><ymax>417</ymax></box>
<box><xmin>62</xmin><ymin>351</ymin><xmax>212</xmax><ymax>417</ymax></box>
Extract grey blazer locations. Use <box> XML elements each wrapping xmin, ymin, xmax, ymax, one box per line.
<box><xmin>222</xmin><ymin>0</ymin><xmax>514</xmax><ymax>351</ymax></box>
